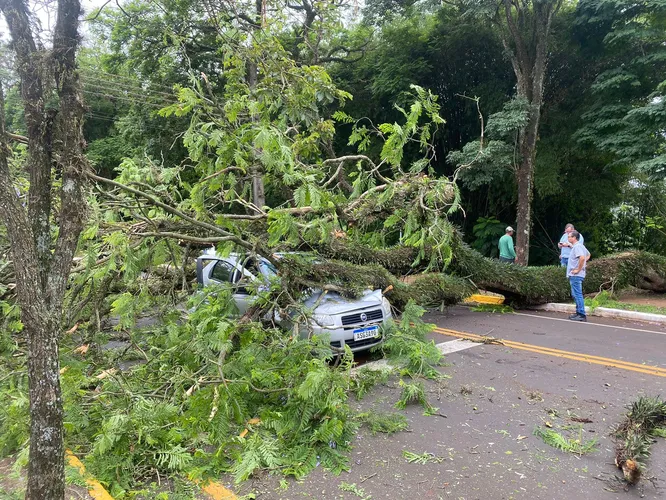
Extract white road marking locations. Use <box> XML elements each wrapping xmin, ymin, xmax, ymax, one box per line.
<box><xmin>513</xmin><ymin>311</ymin><xmax>666</xmax><ymax>336</ymax></box>
<box><xmin>436</xmin><ymin>338</ymin><xmax>481</xmax><ymax>354</ymax></box>
<box><xmin>352</xmin><ymin>339</ymin><xmax>480</xmax><ymax>374</ymax></box>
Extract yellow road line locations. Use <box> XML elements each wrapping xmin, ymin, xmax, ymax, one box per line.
<box><xmin>65</xmin><ymin>450</ymin><xmax>114</xmax><ymax>500</ymax></box>
<box><xmin>431</xmin><ymin>327</ymin><xmax>666</xmax><ymax>378</ymax></box>
<box><xmin>433</xmin><ymin>327</ymin><xmax>666</xmax><ymax>372</ymax></box>
<box><xmin>200</xmin><ymin>480</ymin><xmax>237</xmax><ymax>500</ymax></box>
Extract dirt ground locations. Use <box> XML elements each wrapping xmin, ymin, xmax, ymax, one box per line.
<box><xmin>0</xmin><ymin>458</ymin><xmax>93</xmax><ymax>499</ymax></box>
<box><xmin>615</xmin><ymin>290</ymin><xmax>666</xmax><ymax>309</ymax></box>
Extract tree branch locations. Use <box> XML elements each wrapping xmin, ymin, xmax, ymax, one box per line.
<box><xmin>48</xmin><ymin>0</ymin><xmax>90</xmax><ymax>308</ymax></box>
<box><xmin>1</xmin><ymin>0</ymin><xmax>54</xmax><ymax>277</ymax></box>
<box><xmin>135</xmin><ymin>232</ymin><xmax>242</xmax><ymax>245</ymax></box>
<box><xmin>88</xmin><ymin>172</ymin><xmax>256</xmax><ymax>252</ymax></box>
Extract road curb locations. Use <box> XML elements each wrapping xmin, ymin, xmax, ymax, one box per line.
<box><xmin>534</xmin><ymin>303</ymin><xmax>666</xmax><ymax>325</ymax></box>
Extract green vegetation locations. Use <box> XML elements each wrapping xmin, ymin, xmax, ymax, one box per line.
<box><xmin>402</xmin><ymin>450</ymin><xmax>445</xmax><ymax>464</ymax></box>
<box><xmin>585</xmin><ymin>291</ymin><xmax>666</xmax><ymax>316</ymax></box>
<box><xmin>339</xmin><ymin>481</ymin><xmax>372</xmax><ymax>499</ymax></box>
<box><xmin>351</xmin><ymin>367</ymin><xmax>392</xmax><ymax>400</ymax></box>
<box><xmin>0</xmin><ymin>300</ymin><xmax>439</xmax><ymax>494</ymax></box>
<box><xmin>470</xmin><ymin>304</ymin><xmax>515</xmax><ymax>314</ymax></box>
<box><xmin>356</xmin><ymin>411</ymin><xmax>409</xmax><ymax>435</ymax></box>
<box><xmin>613</xmin><ymin>396</ymin><xmax>666</xmax><ymax>484</ymax></box>
<box><xmin>395</xmin><ymin>379</ymin><xmax>438</xmax><ymax>415</ymax></box>
<box><xmin>2</xmin><ymin>0</ymin><xmax>666</xmax><ymax>496</ymax></box>
<box><xmin>533</xmin><ymin>426</ymin><xmax>599</xmax><ymax>456</ymax></box>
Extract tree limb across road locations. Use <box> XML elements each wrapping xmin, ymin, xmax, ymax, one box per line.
<box><xmin>316</xmin><ymin>237</ymin><xmax>666</xmax><ymax>305</ymax></box>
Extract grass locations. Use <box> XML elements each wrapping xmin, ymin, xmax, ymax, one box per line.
<box><xmin>585</xmin><ymin>291</ymin><xmax>666</xmax><ymax>316</ymax></box>
<box><xmin>356</xmin><ymin>410</ymin><xmax>409</xmax><ymax>435</ymax></box>
<box><xmin>402</xmin><ymin>450</ymin><xmax>445</xmax><ymax>464</ymax></box>
<box><xmin>533</xmin><ymin>426</ymin><xmax>598</xmax><ymax>455</ymax></box>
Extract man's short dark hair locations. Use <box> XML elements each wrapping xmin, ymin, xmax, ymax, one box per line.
<box><xmin>569</xmin><ymin>230</ymin><xmax>580</xmax><ymax>241</ymax></box>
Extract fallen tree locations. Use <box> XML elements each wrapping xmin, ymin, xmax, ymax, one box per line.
<box><xmin>317</xmin><ymin>238</ymin><xmax>666</xmax><ymax>305</ymax></box>
<box><xmin>453</xmin><ymin>248</ymin><xmax>666</xmax><ymax>303</ymax></box>
<box><xmin>1</xmin><ymin>10</ymin><xmax>664</xmax><ymax>496</ymax></box>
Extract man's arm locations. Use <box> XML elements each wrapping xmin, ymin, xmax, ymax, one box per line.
<box><xmin>570</xmin><ymin>247</ymin><xmax>588</xmax><ymax>274</ymax></box>
<box><xmin>558</xmin><ymin>234</ymin><xmax>570</xmax><ymax>249</ymax></box>
<box><xmin>508</xmin><ymin>236</ymin><xmax>516</xmax><ymax>258</ymax></box>
<box><xmin>576</xmin><ymin>257</ymin><xmax>586</xmax><ymax>272</ymax></box>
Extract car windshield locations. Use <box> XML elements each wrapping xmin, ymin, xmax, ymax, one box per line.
<box><xmin>258</xmin><ymin>260</ymin><xmax>277</xmax><ymax>278</ymax></box>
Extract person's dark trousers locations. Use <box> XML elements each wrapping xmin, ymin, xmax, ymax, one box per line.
<box><xmin>569</xmin><ymin>276</ymin><xmax>586</xmax><ymax>317</ymax></box>
<box><xmin>560</xmin><ymin>257</ymin><xmax>568</xmax><ymax>267</ymax></box>
<box><xmin>499</xmin><ymin>257</ymin><xmax>515</xmax><ymax>264</ymax></box>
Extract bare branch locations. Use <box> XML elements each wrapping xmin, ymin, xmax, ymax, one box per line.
<box><xmin>200</xmin><ymin>165</ymin><xmax>245</xmax><ymax>182</ymax></box>
<box><xmin>7</xmin><ymin>132</ymin><xmax>28</xmax><ymax>144</ymax></box>
<box><xmin>135</xmin><ymin>232</ymin><xmax>242</xmax><ymax>244</ymax></box>
<box><xmin>85</xmin><ymin>0</ymin><xmax>112</xmax><ymax>21</ymax></box>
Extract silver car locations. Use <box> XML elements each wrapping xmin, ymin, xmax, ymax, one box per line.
<box><xmin>195</xmin><ymin>250</ymin><xmax>392</xmax><ymax>352</ymax></box>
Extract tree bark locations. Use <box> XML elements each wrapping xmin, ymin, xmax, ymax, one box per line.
<box><xmin>499</xmin><ymin>0</ymin><xmax>561</xmax><ymax>265</ymax></box>
<box><xmin>514</xmin><ymin>107</ymin><xmax>538</xmax><ymax>265</ymax></box>
<box><xmin>318</xmin><ymin>238</ymin><xmax>666</xmax><ymax>305</ymax></box>
<box><xmin>0</xmin><ymin>0</ymin><xmax>87</xmax><ymax>497</ymax></box>
<box><xmin>246</xmin><ymin>0</ymin><xmax>265</xmax><ymax>209</ymax></box>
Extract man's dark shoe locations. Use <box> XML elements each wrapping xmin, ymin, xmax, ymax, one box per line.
<box><xmin>570</xmin><ymin>314</ymin><xmax>587</xmax><ymax>322</ymax></box>
<box><xmin>568</xmin><ymin>313</ymin><xmax>579</xmax><ymax>320</ymax></box>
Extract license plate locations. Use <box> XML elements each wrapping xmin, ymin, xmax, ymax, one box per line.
<box><xmin>353</xmin><ymin>325</ymin><xmax>380</xmax><ymax>342</ymax></box>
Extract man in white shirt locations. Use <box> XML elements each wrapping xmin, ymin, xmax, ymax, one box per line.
<box><xmin>558</xmin><ymin>223</ymin><xmax>584</xmax><ymax>267</ymax></box>
<box><xmin>566</xmin><ymin>230</ymin><xmax>591</xmax><ymax>322</ymax></box>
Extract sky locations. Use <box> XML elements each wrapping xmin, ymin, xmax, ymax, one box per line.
<box><xmin>0</xmin><ymin>0</ymin><xmax>112</xmax><ymax>45</ymax></box>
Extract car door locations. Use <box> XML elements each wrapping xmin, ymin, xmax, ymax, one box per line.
<box><xmin>205</xmin><ymin>260</ymin><xmax>240</xmax><ymax>313</ymax></box>
<box><xmin>209</xmin><ymin>259</ymin><xmax>257</xmax><ymax>315</ymax></box>
<box><xmin>229</xmin><ymin>261</ymin><xmax>255</xmax><ymax>315</ymax></box>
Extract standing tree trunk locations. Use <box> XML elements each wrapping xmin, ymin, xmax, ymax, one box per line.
<box><xmin>0</xmin><ymin>0</ymin><xmax>88</xmax><ymax>497</ymax></box>
<box><xmin>247</xmin><ymin>0</ymin><xmax>266</xmax><ymax>209</ymax></box>
<box><xmin>498</xmin><ymin>0</ymin><xmax>562</xmax><ymax>265</ymax></box>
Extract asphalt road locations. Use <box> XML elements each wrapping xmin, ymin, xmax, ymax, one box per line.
<box><xmin>240</xmin><ymin>306</ymin><xmax>666</xmax><ymax>500</ymax></box>
<box><xmin>428</xmin><ymin>306</ymin><xmax>666</xmax><ymax>373</ymax></box>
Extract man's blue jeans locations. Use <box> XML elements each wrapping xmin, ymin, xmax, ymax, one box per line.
<box><xmin>569</xmin><ymin>276</ymin><xmax>585</xmax><ymax>316</ymax></box>
<box><xmin>560</xmin><ymin>257</ymin><xmax>568</xmax><ymax>267</ymax></box>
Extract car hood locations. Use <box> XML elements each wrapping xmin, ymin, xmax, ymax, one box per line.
<box><xmin>303</xmin><ymin>289</ymin><xmax>384</xmax><ymax>314</ymax></box>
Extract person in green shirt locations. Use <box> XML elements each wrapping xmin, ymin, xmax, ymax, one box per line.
<box><xmin>498</xmin><ymin>226</ymin><xmax>516</xmax><ymax>263</ymax></box>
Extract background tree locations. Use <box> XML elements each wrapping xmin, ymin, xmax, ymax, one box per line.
<box><xmin>575</xmin><ymin>0</ymin><xmax>666</xmax><ymax>181</ymax></box>
<box><xmin>454</xmin><ymin>0</ymin><xmax>564</xmax><ymax>264</ymax></box>
<box><xmin>0</xmin><ymin>0</ymin><xmax>88</xmax><ymax>497</ymax></box>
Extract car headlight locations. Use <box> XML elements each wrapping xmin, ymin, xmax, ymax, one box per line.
<box><xmin>312</xmin><ymin>314</ymin><xmax>335</xmax><ymax>327</ymax></box>
<box><xmin>382</xmin><ymin>297</ymin><xmax>392</xmax><ymax>315</ymax></box>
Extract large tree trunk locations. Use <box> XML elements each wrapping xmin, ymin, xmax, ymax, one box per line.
<box><xmin>26</xmin><ymin>314</ymin><xmax>65</xmax><ymax>499</ymax></box>
<box><xmin>246</xmin><ymin>0</ymin><xmax>266</xmax><ymax>210</ymax></box>
<box><xmin>500</xmin><ymin>0</ymin><xmax>561</xmax><ymax>265</ymax></box>
<box><xmin>0</xmin><ymin>0</ymin><xmax>87</xmax><ymax>497</ymax></box>
<box><xmin>514</xmin><ymin>101</ymin><xmax>540</xmax><ymax>265</ymax></box>
<box><xmin>514</xmin><ymin>151</ymin><xmax>534</xmax><ymax>266</ymax></box>
<box><xmin>318</xmin><ymin>238</ymin><xmax>666</xmax><ymax>305</ymax></box>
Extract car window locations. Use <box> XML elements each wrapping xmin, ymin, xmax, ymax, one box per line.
<box><xmin>210</xmin><ymin>260</ymin><xmax>234</xmax><ymax>283</ymax></box>
<box><xmin>258</xmin><ymin>260</ymin><xmax>277</xmax><ymax>277</ymax></box>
